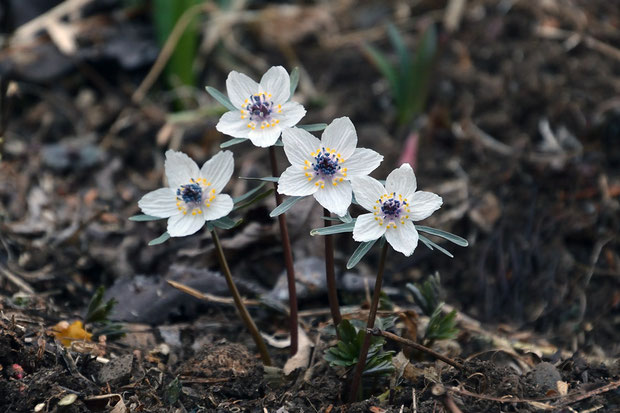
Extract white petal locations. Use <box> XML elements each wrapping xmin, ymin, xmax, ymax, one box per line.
<box><xmin>408</xmin><ymin>191</ymin><xmax>443</xmax><ymax>221</ymax></box>
<box><xmin>247</xmin><ymin>125</ymin><xmax>282</xmax><ymax>147</ymax></box>
<box><xmin>216</xmin><ymin>110</ymin><xmax>251</xmax><ymax>139</ymax></box>
<box><xmin>165</xmin><ymin>150</ymin><xmax>200</xmax><ymax>188</ymax></box>
<box><xmin>167</xmin><ymin>212</ymin><xmax>206</xmax><ymax>237</ymax></box>
<box><xmin>321</xmin><ymin>117</ymin><xmax>357</xmax><ymax>159</ymax></box>
<box><xmin>203</xmin><ymin>194</ymin><xmax>233</xmax><ymax>221</ymax></box>
<box><xmin>277</xmin><ymin>101</ymin><xmax>306</xmax><ymax>128</ymax></box>
<box><xmin>344</xmin><ymin>148</ymin><xmax>383</xmax><ymax>177</ymax></box>
<box><xmin>226</xmin><ymin>71</ymin><xmax>259</xmax><ymax>108</ymax></box>
<box><xmin>353</xmin><ymin>213</ymin><xmax>386</xmax><ymax>242</ymax></box>
<box><xmin>259</xmin><ymin>66</ymin><xmax>290</xmax><ymax>104</ymax></box>
<box><xmin>281</xmin><ymin>127</ymin><xmax>321</xmax><ymax>166</ymax></box>
<box><xmin>313</xmin><ymin>180</ymin><xmax>352</xmax><ymax>217</ymax></box>
<box><xmin>138</xmin><ymin>187</ymin><xmax>178</xmax><ymax>218</ymax></box>
<box><xmin>277</xmin><ymin>166</ymin><xmax>318</xmax><ymax>196</ymax></box>
<box><xmin>385</xmin><ymin>221</ymin><xmax>418</xmax><ymax>256</ymax></box>
<box><xmin>386</xmin><ymin>163</ymin><xmax>417</xmax><ymax>200</ymax></box>
<box><xmin>351</xmin><ymin>176</ymin><xmax>386</xmax><ymax>212</ymax></box>
<box><xmin>200</xmin><ymin>150</ymin><xmax>234</xmax><ymax>193</ymax></box>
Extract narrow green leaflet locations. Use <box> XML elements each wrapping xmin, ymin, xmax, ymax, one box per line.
<box><xmin>220</xmin><ymin>138</ymin><xmax>247</xmax><ymax>148</ymax></box>
<box><xmin>129</xmin><ymin>214</ymin><xmax>164</xmax><ymax>222</ymax></box>
<box><xmin>363</xmin><ymin>43</ymin><xmax>398</xmax><ymax>93</ymax></box>
<box><xmin>233</xmin><ymin>182</ymin><xmax>266</xmax><ymax>204</ymax></box>
<box><xmin>310</xmin><ymin>221</ymin><xmax>355</xmax><ymax>236</ymax></box>
<box><xmin>419</xmin><ymin>234</ymin><xmax>453</xmax><ymax>258</ymax></box>
<box><xmin>148</xmin><ymin>232</ymin><xmax>170</xmax><ymax>246</ymax></box>
<box><xmin>289</xmin><ymin>67</ymin><xmax>300</xmax><ymax>98</ymax></box>
<box><xmin>233</xmin><ymin>188</ymin><xmax>274</xmax><ymax>211</ymax></box>
<box><xmin>211</xmin><ymin>216</ymin><xmax>242</xmax><ymax>230</ymax></box>
<box><xmin>239</xmin><ymin>176</ymin><xmax>279</xmax><ymax>183</ymax></box>
<box><xmin>347</xmin><ymin>239</ymin><xmax>378</xmax><ymax>269</ymax></box>
<box><xmin>270</xmin><ymin>196</ymin><xmax>305</xmax><ymax>217</ymax></box>
<box><xmin>205</xmin><ymin>86</ymin><xmax>237</xmax><ymax>112</ymax></box>
<box><xmin>298</xmin><ymin>123</ymin><xmax>327</xmax><ymax>132</ymax></box>
<box><xmin>415</xmin><ymin>225</ymin><xmax>468</xmax><ymax>247</ymax></box>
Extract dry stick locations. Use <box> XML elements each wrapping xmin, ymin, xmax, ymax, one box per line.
<box><xmin>211</xmin><ymin>229</ymin><xmax>272</xmax><ymax>366</ymax></box>
<box><xmin>268</xmin><ymin>146</ymin><xmax>299</xmax><ymax>355</ymax></box>
<box><xmin>369</xmin><ymin>329</ymin><xmax>464</xmax><ymax>370</ymax></box>
<box><xmin>348</xmin><ymin>242</ymin><xmax>389</xmax><ymax>403</ymax></box>
<box><xmin>323</xmin><ymin>208</ymin><xmax>342</xmax><ymax>330</ymax></box>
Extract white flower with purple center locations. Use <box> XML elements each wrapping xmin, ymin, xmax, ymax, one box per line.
<box><xmin>351</xmin><ymin>164</ymin><xmax>443</xmax><ymax>256</ymax></box>
<box><xmin>278</xmin><ymin>117</ymin><xmax>383</xmax><ymax>217</ymax></box>
<box><xmin>138</xmin><ymin>150</ymin><xmax>234</xmax><ymax>237</ymax></box>
<box><xmin>216</xmin><ymin>66</ymin><xmax>306</xmax><ymax>147</ymax></box>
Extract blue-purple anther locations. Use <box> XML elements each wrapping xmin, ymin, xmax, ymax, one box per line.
<box><xmin>246</xmin><ymin>94</ymin><xmax>274</xmax><ymax>122</ymax></box>
<box><xmin>312</xmin><ymin>148</ymin><xmax>341</xmax><ymax>178</ymax></box>
<box><xmin>177</xmin><ymin>183</ymin><xmax>203</xmax><ymax>204</ymax></box>
<box><xmin>380</xmin><ymin>197</ymin><xmax>403</xmax><ymax>219</ymax></box>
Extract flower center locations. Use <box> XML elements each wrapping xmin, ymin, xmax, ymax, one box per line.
<box><xmin>241</xmin><ymin>93</ymin><xmax>282</xmax><ymax>130</ymax></box>
<box><xmin>303</xmin><ymin>147</ymin><xmax>348</xmax><ymax>188</ymax></box>
<box><xmin>373</xmin><ymin>193</ymin><xmax>411</xmax><ymax>228</ymax></box>
<box><xmin>178</xmin><ymin>183</ymin><xmax>202</xmax><ymax>204</ymax></box>
<box><xmin>175</xmin><ymin>178</ymin><xmax>217</xmax><ymax>216</ymax></box>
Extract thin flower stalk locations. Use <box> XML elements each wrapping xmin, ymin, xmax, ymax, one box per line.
<box><xmin>348</xmin><ymin>242</ymin><xmax>389</xmax><ymax>402</ymax></box>
<box><xmin>211</xmin><ymin>229</ymin><xmax>272</xmax><ymax>366</ymax></box>
<box><xmin>323</xmin><ymin>208</ymin><xmax>342</xmax><ymax>330</ymax></box>
<box><xmin>269</xmin><ymin>146</ymin><xmax>299</xmax><ymax>355</ymax></box>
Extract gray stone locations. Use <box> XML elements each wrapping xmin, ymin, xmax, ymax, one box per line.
<box><xmin>98</xmin><ymin>354</ymin><xmax>134</xmax><ymax>386</ymax></box>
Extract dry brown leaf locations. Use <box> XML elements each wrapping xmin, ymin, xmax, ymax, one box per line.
<box><xmin>283</xmin><ymin>328</ymin><xmax>313</xmax><ymax>375</ymax></box>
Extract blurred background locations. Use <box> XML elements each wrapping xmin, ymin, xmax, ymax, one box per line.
<box><xmin>1</xmin><ymin>0</ymin><xmax>619</xmax><ymax>363</ymax></box>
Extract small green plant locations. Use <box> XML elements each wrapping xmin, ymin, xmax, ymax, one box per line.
<box><xmin>364</xmin><ymin>23</ymin><xmax>437</xmax><ymax>129</ymax></box>
<box><xmin>84</xmin><ymin>286</ymin><xmax>124</xmax><ymax>340</ymax></box>
<box><xmin>152</xmin><ymin>0</ymin><xmax>202</xmax><ymax>91</ymax></box>
<box><xmin>406</xmin><ymin>273</ymin><xmax>458</xmax><ymax>347</ymax></box>
<box><xmin>324</xmin><ymin>318</ymin><xmax>395</xmax><ymax>377</ymax></box>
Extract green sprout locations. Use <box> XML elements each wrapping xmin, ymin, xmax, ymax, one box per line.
<box><xmin>363</xmin><ymin>23</ymin><xmax>437</xmax><ymax>129</ymax></box>
<box><xmin>324</xmin><ymin>318</ymin><xmax>395</xmax><ymax>377</ymax></box>
<box><xmin>406</xmin><ymin>274</ymin><xmax>458</xmax><ymax>347</ymax></box>
<box><xmin>84</xmin><ymin>286</ymin><xmax>124</xmax><ymax>340</ymax></box>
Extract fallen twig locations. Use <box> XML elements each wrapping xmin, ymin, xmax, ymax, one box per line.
<box><xmin>166</xmin><ymin>279</ymin><xmax>260</xmax><ymax>306</ymax></box>
<box><xmin>368</xmin><ymin>328</ymin><xmax>464</xmax><ymax>370</ymax></box>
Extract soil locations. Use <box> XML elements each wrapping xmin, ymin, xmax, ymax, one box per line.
<box><xmin>1</xmin><ymin>0</ymin><xmax>619</xmax><ymax>412</ymax></box>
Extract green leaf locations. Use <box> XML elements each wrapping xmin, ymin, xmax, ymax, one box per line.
<box><xmin>148</xmin><ymin>232</ymin><xmax>171</xmax><ymax>246</ymax></box>
<box><xmin>415</xmin><ymin>225</ymin><xmax>468</xmax><ymax>247</ymax></box>
<box><xmin>347</xmin><ymin>239</ymin><xmax>377</xmax><ymax>269</ymax></box>
<box><xmin>289</xmin><ymin>67</ymin><xmax>300</xmax><ymax>98</ymax></box>
<box><xmin>338</xmin><ymin>320</ymin><xmax>357</xmax><ymax>344</ymax></box>
<box><xmin>220</xmin><ymin>138</ymin><xmax>247</xmax><ymax>148</ymax></box>
<box><xmin>205</xmin><ymin>86</ymin><xmax>237</xmax><ymax>111</ymax></box>
<box><xmin>210</xmin><ymin>216</ymin><xmax>242</xmax><ymax>230</ymax></box>
<box><xmin>310</xmin><ymin>221</ymin><xmax>355</xmax><ymax>236</ymax></box>
<box><xmin>129</xmin><ymin>214</ymin><xmax>164</xmax><ymax>222</ymax></box>
<box><xmin>363</xmin><ymin>43</ymin><xmax>398</xmax><ymax>93</ymax></box>
<box><xmin>407</xmin><ymin>24</ymin><xmax>437</xmax><ymax>119</ymax></box>
<box><xmin>239</xmin><ymin>176</ymin><xmax>279</xmax><ymax>183</ymax></box>
<box><xmin>233</xmin><ymin>188</ymin><xmax>274</xmax><ymax>211</ymax></box>
<box><xmin>233</xmin><ymin>182</ymin><xmax>266</xmax><ymax>204</ymax></box>
<box><xmin>298</xmin><ymin>123</ymin><xmax>328</xmax><ymax>132</ymax></box>
<box><xmin>270</xmin><ymin>196</ymin><xmax>305</xmax><ymax>217</ymax></box>
<box><xmin>419</xmin><ymin>234</ymin><xmax>453</xmax><ymax>258</ymax></box>
<box><xmin>153</xmin><ymin>0</ymin><xmax>200</xmax><ymax>91</ymax></box>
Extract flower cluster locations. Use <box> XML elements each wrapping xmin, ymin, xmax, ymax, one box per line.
<box><xmin>137</xmin><ymin>66</ymin><xmax>446</xmax><ymax>257</ymax></box>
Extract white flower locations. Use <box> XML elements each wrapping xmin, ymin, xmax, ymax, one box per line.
<box><xmin>278</xmin><ymin>117</ymin><xmax>383</xmax><ymax>217</ymax></box>
<box><xmin>351</xmin><ymin>164</ymin><xmax>443</xmax><ymax>256</ymax></box>
<box><xmin>138</xmin><ymin>150</ymin><xmax>234</xmax><ymax>237</ymax></box>
<box><xmin>216</xmin><ymin>66</ymin><xmax>306</xmax><ymax>148</ymax></box>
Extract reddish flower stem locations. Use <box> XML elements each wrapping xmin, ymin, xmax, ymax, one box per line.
<box><xmin>348</xmin><ymin>242</ymin><xmax>389</xmax><ymax>402</ymax></box>
<box><xmin>268</xmin><ymin>146</ymin><xmax>298</xmax><ymax>355</ymax></box>
<box><xmin>323</xmin><ymin>208</ymin><xmax>342</xmax><ymax>330</ymax></box>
